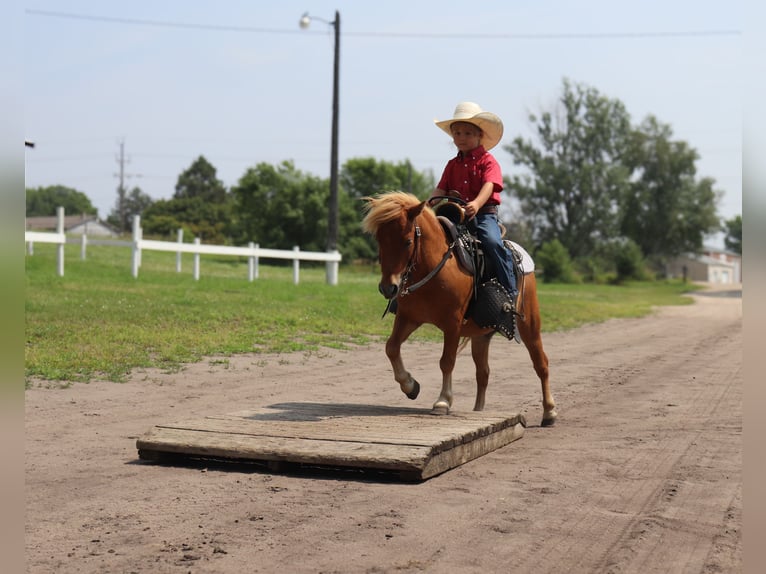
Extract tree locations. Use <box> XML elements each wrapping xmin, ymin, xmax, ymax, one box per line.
<box><xmin>340</xmin><ymin>158</ymin><xmax>435</xmax><ymax>261</ymax></box>
<box><xmin>505</xmin><ymin>79</ymin><xmax>632</xmax><ymax>260</ymax></box>
<box><xmin>140</xmin><ymin>156</ymin><xmax>233</xmax><ymax>242</ymax></box>
<box><xmin>621</xmin><ymin>116</ymin><xmax>721</xmax><ymax>263</ymax></box>
<box><xmin>723</xmin><ymin>215</ymin><xmax>742</xmax><ymax>254</ymax></box>
<box><xmin>174</xmin><ymin>155</ymin><xmax>227</xmax><ymax>203</ymax></box>
<box><xmin>231</xmin><ymin>161</ymin><xmax>328</xmax><ymax>252</ymax></box>
<box><xmin>26</xmin><ymin>185</ymin><xmax>97</xmax><ymax>217</ymax></box>
<box><xmin>340</xmin><ymin>157</ymin><xmax>434</xmax><ymax>201</ymax></box>
<box><xmin>141</xmin><ymin>196</ymin><xmax>233</xmax><ymax>244</ymax></box>
<box><xmin>107</xmin><ymin>187</ymin><xmax>154</xmax><ymax>232</ymax></box>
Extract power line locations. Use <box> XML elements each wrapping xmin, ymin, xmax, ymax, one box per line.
<box><xmin>25</xmin><ymin>9</ymin><xmax>741</xmax><ymax>39</ymax></box>
<box><xmin>25</xmin><ymin>9</ymin><xmax>305</xmax><ymax>35</ymax></box>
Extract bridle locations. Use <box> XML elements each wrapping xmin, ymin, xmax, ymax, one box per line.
<box><xmin>398</xmin><ymin>222</ymin><xmax>455</xmax><ymax>297</ymax></box>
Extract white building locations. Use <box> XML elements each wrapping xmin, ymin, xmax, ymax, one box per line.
<box><xmin>666</xmin><ymin>247</ymin><xmax>742</xmax><ymax>285</ymax></box>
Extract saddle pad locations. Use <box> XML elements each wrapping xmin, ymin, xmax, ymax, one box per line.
<box><xmin>507</xmin><ymin>241</ymin><xmax>534</xmax><ymax>274</ymax></box>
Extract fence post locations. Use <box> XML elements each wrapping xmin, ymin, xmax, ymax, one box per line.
<box><xmin>326</xmin><ymin>250</ymin><xmax>340</xmax><ymax>286</ymax></box>
<box><xmin>56</xmin><ymin>206</ymin><xmax>65</xmax><ymax>277</ymax></box>
<box><xmin>131</xmin><ymin>215</ymin><xmax>141</xmax><ymax>278</ymax></box>
<box><xmin>176</xmin><ymin>228</ymin><xmax>183</xmax><ymax>272</ymax></box>
<box><xmin>27</xmin><ymin>241</ymin><xmax>34</xmax><ymax>255</ymax></box>
<box><xmin>80</xmin><ymin>233</ymin><xmax>87</xmax><ymax>260</ymax></box>
<box><xmin>293</xmin><ymin>246</ymin><xmax>300</xmax><ymax>285</ymax></box>
<box><xmin>254</xmin><ymin>243</ymin><xmax>260</xmax><ymax>279</ymax></box>
<box><xmin>248</xmin><ymin>242</ymin><xmax>255</xmax><ymax>281</ymax></box>
<box><xmin>193</xmin><ymin>237</ymin><xmax>201</xmax><ymax>280</ymax></box>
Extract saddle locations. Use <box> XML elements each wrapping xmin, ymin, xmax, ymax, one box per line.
<box><xmin>435</xmin><ymin>210</ymin><xmax>523</xmax><ymax>342</ymax></box>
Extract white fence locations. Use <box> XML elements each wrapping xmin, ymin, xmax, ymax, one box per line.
<box><xmin>25</xmin><ymin>206</ymin><xmax>66</xmax><ymax>276</ymax></box>
<box><xmin>25</xmin><ymin>209</ymin><xmax>342</xmax><ymax>285</ymax></box>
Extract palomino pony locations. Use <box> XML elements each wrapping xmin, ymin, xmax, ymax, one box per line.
<box><xmin>362</xmin><ymin>191</ymin><xmax>557</xmax><ymax>426</ymax></box>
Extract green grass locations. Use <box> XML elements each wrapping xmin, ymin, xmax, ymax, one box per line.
<box><xmin>25</xmin><ymin>243</ymin><xmax>698</xmax><ymax>384</ymax></box>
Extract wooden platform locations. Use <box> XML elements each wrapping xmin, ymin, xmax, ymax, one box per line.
<box><xmin>136</xmin><ymin>402</ymin><xmax>526</xmax><ymax>481</ymax></box>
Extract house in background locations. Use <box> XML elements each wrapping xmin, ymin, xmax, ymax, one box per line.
<box><xmin>666</xmin><ymin>246</ymin><xmax>742</xmax><ymax>285</ymax></box>
<box><xmin>25</xmin><ymin>214</ymin><xmax>120</xmax><ymax>238</ymax></box>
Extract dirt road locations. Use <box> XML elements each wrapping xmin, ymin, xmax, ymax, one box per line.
<box><xmin>25</xmin><ymin>286</ymin><xmax>742</xmax><ymax>573</ymax></box>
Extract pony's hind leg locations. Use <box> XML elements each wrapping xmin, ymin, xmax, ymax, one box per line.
<box><xmin>517</xmin><ymin>332</ymin><xmax>556</xmax><ymax>425</ymax></box>
<box><xmin>386</xmin><ymin>316</ymin><xmax>421</xmax><ymax>400</ymax></box>
<box><xmin>527</xmin><ymin>340</ymin><xmax>556</xmax><ymax>426</ymax></box>
<box><xmin>517</xmin><ymin>276</ymin><xmax>557</xmax><ymax>426</ymax></box>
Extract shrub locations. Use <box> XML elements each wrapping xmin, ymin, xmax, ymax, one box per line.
<box><xmin>536</xmin><ymin>239</ymin><xmax>576</xmax><ymax>283</ymax></box>
<box><xmin>611</xmin><ymin>238</ymin><xmax>649</xmax><ymax>283</ymax></box>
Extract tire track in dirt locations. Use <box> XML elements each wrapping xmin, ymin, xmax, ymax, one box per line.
<box><xmin>502</xmin><ymin>296</ymin><xmax>742</xmax><ymax>573</ymax></box>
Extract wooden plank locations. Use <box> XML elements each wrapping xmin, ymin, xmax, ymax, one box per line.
<box><xmin>419</xmin><ymin>421</ymin><xmax>525</xmax><ymax>479</ymax></box>
<box><xmin>138</xmin><ymin>426</ymin><xmax>431</xmax><ymax>473</ymax></box>
<box><xmin>159</xmin><ymin>413</ymin><xmax>516</xmax><ymax>451</ymax></box>
<box><xmin>136</xmin><ymin>403</ymin><xmax>526</xmax><ymax>481</ymax></box>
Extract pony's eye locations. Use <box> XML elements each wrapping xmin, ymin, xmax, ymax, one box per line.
<box><xmin>405</xmin><ymin>239</ymin><xmax>413</xmax><ymax>248</ymax></box>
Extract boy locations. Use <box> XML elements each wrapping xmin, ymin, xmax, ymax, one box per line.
<box><xmin>428</xmin><ymin>101</ymin><xmax>517</xmax><ymax>301</ymax></box>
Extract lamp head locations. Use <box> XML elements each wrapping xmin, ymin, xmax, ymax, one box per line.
<box><xmin>299</xmin><ymin>13</ymin><xmax>311</xmax><ymax>29</ymax></box>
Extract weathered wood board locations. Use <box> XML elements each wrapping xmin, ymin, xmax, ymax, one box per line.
<box><xmin>136</xmin><ymin>402</ymin><xmax>526</xmax><ymax>481</ymax></box>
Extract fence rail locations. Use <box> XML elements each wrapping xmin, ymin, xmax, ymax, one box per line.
<box><xmin>25</xmin><ymin>209</ymin><xmax>342</xmax><ymax>284</ymax></box>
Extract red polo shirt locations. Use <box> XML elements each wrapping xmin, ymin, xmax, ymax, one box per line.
<box><xmin>436</xmin><ymin>145</ymin><xmax>503</xmax><ymax>205</ymax></box>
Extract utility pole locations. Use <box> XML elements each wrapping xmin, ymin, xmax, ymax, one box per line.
<box><xmin>115</xmin><ymin>139</ymin><xmax>127</xmax><ymax>231</ymax></box>
<box><xmin>114</xmin><ymin>138</ymin><xmax>140</xmax><ymax>232</ymax></box>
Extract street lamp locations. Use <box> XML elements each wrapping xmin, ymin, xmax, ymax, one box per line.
<box><xmin>299</xmin><ymin>11</ymin><xmax>340</xmax><ymax>259</ymax></box>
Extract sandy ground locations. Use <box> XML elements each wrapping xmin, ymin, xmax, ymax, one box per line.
<box><xmin>25</xmin><ymin>285</ymin><xmax>742</xmax><ymax>574</ymax></box>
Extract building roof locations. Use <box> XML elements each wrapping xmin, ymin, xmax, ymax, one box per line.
<box><xmin>26</xmin><ymin>214</ymin><xmax>99</xmax><ymax>231</ymax></box>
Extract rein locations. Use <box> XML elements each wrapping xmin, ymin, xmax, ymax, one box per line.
<box><xmin>400</xmin><ymin>223</ymin><xmax>455</xmax><ymax>296</ymax></box>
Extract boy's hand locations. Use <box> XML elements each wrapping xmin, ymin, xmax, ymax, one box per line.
<box><xmin>464</xmin><ymin>200</ymin><xmax>479</xmax><ymax>219</ymax></box>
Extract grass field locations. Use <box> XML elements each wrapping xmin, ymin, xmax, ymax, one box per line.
<box><xmin>25</xmin><ymin>243</ymin><xmax>698</xmax><ymax>385</ymax></box>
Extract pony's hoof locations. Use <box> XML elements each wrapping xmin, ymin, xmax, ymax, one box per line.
<box><xmin>430</xmin><ymin>403</ymin><xmax>450</xmax><ymax>416</ymax></box>
<box><xmin>541</xmin><ymin>415</ymin><xmax>556</xmax><ymax>427</ymax></box>
<box><xmin>405</xmin><ymin>380</ymin><xmax>420</xmax><ymax>400</ymax></box>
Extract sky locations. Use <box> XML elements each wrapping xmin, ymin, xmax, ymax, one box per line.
<box><xmin>24</xmin><ymin>1</ymin><xmax>742</xmax><ymax>246</ymax></box>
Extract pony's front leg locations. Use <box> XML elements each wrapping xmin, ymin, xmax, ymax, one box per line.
<box><xmin>470</xmin><ymin>334</ymin><xmax>492</xmax><ymax>411</ymax></box>
<box><xmin>432</xmin><ymin>333</ymin><xmax>461</xmax><ymax>415</ymax></box>
<box><xmin>385</xmin><ymin>316</ymin><xmax>421</xmax><ymax>400</ymax></box>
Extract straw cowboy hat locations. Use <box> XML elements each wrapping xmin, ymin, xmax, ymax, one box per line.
<box><xmin>434</xmin><ymin>101</ymin><xmax>504</xmax><ymax>151</ymax></box>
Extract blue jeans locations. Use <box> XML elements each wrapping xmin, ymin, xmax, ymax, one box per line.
<box><xmin>474</xmin><ymin>213</ymin><xmax>517</xmax><ymax>298</ymax></box>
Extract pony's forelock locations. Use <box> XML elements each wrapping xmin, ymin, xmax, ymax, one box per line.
<box><xmin>361</xmin><ymin>191</ymin><xmax>426</xmax><ymax>234</ymax></box>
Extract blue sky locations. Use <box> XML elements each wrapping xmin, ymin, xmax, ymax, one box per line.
<box><xmin>24</xmin><ymin>1</ymin><xmax>742</xmax><ymax>245</ymax></box>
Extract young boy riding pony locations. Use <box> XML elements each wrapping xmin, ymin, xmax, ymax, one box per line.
<box><xmin>428</xmin><ymin>101</ymin><xmax>517</xmax><ymax>302</ymax></box>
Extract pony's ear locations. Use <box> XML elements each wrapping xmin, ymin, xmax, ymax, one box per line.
<box><xmin>406</xmin><ymin>201</ymin><xmax>427</xmax><ymax>222</ymax></box>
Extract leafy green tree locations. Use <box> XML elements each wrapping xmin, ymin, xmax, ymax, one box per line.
<box><xmin>141</xmin><ymin>196</ymin><xmax>233</xmax><ymax>244</ymax></box>
<box><xmin>107</xmin><ymin>186</ymin><xmax>154</xmax><ymax>232</ymax></box>
<box><xmin>174</xmin><ymin>155</ymin><xmax>227</xmax><ymax>203</ymax></box>
<box><xmin>505</xmin><ymin>79</ymin><xmax>632</xmax><ymax>260</ymax></box>
<box><xmin>26</xmin><ymin>185</ymin><xmax>97</xmax><ymax>217</ymax></box>
<box><xmin>340</xmin><ymin>158</ymin><xmax>435</xmax><ymax>261</ymax></box>
<box><xmin>231</xmin><ymin>161</ymin><xmax>328</xmax><ymax>252</ymax></box>
<box><xmin>621</xmin><ymin>116</ymin><xmax>721</xmax><ymax>264</ymax></box>
<box><xmin>340</xmin><ymin>157</ymin><xmax>434</xmax><ymax>200</ymax></box>
<box><xmin>140</xmin><ymin>156</ymin><xmax>233</xmax><ymax>242</ymax></box>
<box><xmin>723</xmin><ymin>215</ymin><xmax>742</xmax><ymax>254</ymax></box>
<box><xmin>230</xmin><ymin>158</ymin><xmax>435</xmax><ymax>261</ymax></box>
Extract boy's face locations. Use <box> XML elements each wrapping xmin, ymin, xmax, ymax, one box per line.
<box><xmin>450</xmin><ymin>122</ymin><xmax>482</xmax><ymax>153</ymax></box>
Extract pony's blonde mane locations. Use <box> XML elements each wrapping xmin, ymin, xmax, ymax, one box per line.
<box><xmin>361</xmin><ymin>191</ymin><xmax>426</xmax><ymax>234</ymax></box>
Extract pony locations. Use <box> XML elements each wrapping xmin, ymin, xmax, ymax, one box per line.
<box><xmin>362</xmin><ymin>191</ymin><xmax>557</xmax><ymax>426</ymax></box>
